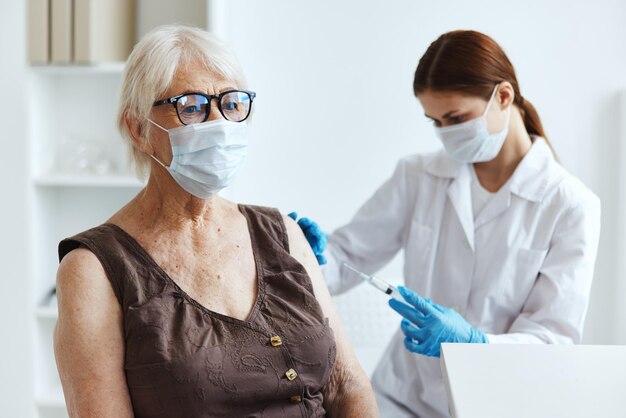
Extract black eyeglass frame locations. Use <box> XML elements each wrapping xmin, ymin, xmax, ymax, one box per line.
<box><xmin>152</xmin><ymin>89</ymin><xmax>256</xmax><ymax>125</ymax></box>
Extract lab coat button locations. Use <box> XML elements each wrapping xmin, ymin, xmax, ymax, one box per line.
<box><xmin>270</xmin><ymin>336</ymin><xmax>282</xmax><ymax>347</ymax></box>
<box><xmin>285</xmin><ymin>368</ymin><xmax>298</xmax><ymax>381</ymax></box>
<box><xmin>290</xmin><ymin>395</ymin><xmax>302</xmax><ymax>403</ymax></box>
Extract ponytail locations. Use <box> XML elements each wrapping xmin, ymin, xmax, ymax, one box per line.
<box><xmin>517</xmin><ymin>96</ymin><xmax>559</xmax><ymax>161</ymax></box>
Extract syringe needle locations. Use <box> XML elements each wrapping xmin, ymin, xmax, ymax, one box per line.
<box><xmin>343</xmin><ymin>263</ymin><xmax>369</xmax><ymax>280</ymax></box>
<box><xmin>342</xmin><ymin>262</ymin><xmax>404</xmax><ymax>302</ymax></box>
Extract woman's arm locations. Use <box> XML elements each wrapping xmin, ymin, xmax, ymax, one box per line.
<box><xmin>284</xmin><ymin>215</ymin><xmax>379</xmax><ymax>417</ymax></box>
<box><xmin>323</xmin><ymin>157</ymin><xmax>414</xmax><ymax>295</ymax></box>
<box><xmin>54</xmin><ymin>248</ymin><xmax>134</xmax><ymax>417</ymax></box>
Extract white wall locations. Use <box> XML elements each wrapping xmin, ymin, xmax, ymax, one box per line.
<box><xmin>217</xmin><ymin>0</ymin><xmax>626</xmax><ymax>345</ymax></box>
<box><xmin>0</xmin><ymin>1</ymin><xmax>34</xmax><ymax>417</ymax></box>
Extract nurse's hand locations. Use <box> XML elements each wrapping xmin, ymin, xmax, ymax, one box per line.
<box><xmin>288</xmin><ymin>212</ymin><xmax>327</xmax><ymax>265</ymax></box>
<box><xmin>389</xmin><ymin>286</ymin><xmax>487</xmax><ymax>357</ymax></box>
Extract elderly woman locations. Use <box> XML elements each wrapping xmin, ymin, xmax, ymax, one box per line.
<box><xmin>54</xmin><ymin>25</ymin><xmax>378</xmax><ymax>417</ymax></box>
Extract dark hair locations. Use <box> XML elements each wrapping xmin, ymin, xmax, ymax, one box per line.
<box><xmin>414</xmin><ymin>30</ymin><xmax>556</xmax><ymax>157</ymax></box>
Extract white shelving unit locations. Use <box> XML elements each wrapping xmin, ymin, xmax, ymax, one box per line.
<box><xmin>29</xmin><ymin>62</ymin><xmax>127</xmax><ymax>76</ymax></box>
<box><xmin>34</xmin><ymin>175</ymin><xmax>144</xmax><ymax>188</ymax></box>
<box><xmin>28</xmin><ymin>62</ymin><xmax>145</xmax><ymax>418</ymax></box>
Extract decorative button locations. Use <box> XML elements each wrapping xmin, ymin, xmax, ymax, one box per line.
<box><xmin>270</xmin><ymin>336</ymin><xmax>282</xmax><ymax>347</ymax></box>
<box><xmin>290</xmin><ymin>395</ymin><xmax>302</xmax><ymax>403</ymax></box>
<box><xmin>285</xmin><ymin>368</ymin><xmax>298</xmax><ymax>381</ymax></box>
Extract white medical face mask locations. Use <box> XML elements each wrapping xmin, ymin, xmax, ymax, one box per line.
<box><xmin>434</xmin><ymin>85</ymin><xmax>511</xmax><ymax>163</ymax></box>
<box><xmin>148</xmin><ymin>118</ymin><xmax>248</xmax><ymax>199</ymax></box>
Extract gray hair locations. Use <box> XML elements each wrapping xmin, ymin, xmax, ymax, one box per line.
<box><xmin>117</xmin><ymin>24</ymin><xmax>247</xmax><ymax>178</ymax></box>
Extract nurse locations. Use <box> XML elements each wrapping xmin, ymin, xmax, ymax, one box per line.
<box><xmin>292</xmin><ymin>30</ymin><xmax>601</xmax><ymax>417</ymax></box>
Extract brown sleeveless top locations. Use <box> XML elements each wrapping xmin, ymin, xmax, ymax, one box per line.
<box><xmin>58</xmin><ymin>205</ymin><xmax>337</xmax><ymax>418</ymax></box>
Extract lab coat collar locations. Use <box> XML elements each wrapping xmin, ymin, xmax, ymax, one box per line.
<box><xmin>507</xmin><ymin>137</ymin><xmax>556</xmax><ymax>203</ymax></box>
<box><xmin>433</xmin><ymin>137</ymin><xmax>558</xmax><ymax>244</ymax></box>
<box><xmin>474</xmin><ymin>138</ymin><xmax>556</xmax><ymax>229</ymax></box>
<box><xmin>425</xmin><ymin>137</ymin><xmax>556</xmax><ymax>203</ymax></box>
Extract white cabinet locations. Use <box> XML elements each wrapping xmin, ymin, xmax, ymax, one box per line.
<box><xmin>440</xmin><ymin>344</ymin><xmax>626</xmax><ymax>418</ymax></box>
<box><xmin>29</xmin><ymin>64</ymin><xmax>144</xmax><ymax>417</ymax></box>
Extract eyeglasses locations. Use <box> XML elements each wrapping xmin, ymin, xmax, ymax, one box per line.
<box><xmin>153</xmin><ymin>89</ymin><xmax>256</xmax><ymax>125</ymax></box>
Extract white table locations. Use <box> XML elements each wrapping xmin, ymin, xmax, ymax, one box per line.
<box><xmin>440</xmin><ymin>343</ymin><xmax>626</xmax><ymax>418</ymax></box>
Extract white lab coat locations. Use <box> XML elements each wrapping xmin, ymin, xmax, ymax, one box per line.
<box><xmin>324</xmin><ymin>138</ymin><xmax>601</xmax><ymax>418</ymax></box>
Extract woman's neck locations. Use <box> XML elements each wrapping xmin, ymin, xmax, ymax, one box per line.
<box><xmin>125</xmin><ymin>164</ymin><xmax>226</xmax><ymax>231</ymax></box>
<box><xmin>473</xmin><ymin>107</ymin><xmax>533</xmax><ymax>193</ymax></box>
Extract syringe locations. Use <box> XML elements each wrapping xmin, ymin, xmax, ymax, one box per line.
<box><xmin>342</xmin><ymin>262</ymin><xmax>404</xmax><ymax>302</ymax></box>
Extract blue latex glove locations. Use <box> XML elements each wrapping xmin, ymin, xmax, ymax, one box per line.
<box><xmin>288</xmin><ymin>212</ymin><xmax>328</xmax><ymax>265</ymax></box>
<box><xmin>389</xmin><ymin>286</ymin><xmax>487</xmax><ymax>357</ymax></box>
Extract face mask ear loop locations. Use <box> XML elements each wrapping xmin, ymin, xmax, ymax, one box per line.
<box><xmin>149</xmin><ymin>153</ymin><xmax>169</xmax><ymax>169</ymax></box>
<box><xmin>146</xmin><ymin>119</ymin><xmax>170</xmax><ymax>168</ymax></box>
<box><xmin>148</xmin><ymin>118</ymin><xmax>168</xmax><ymax>132</ymax></box>
<box><xmin>483</xmin><ymin>84</ymin><xmax>500</xmax><ymax>117</ymax></box>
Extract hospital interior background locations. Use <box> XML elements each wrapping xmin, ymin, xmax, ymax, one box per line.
<box><xmin>1</xmin><ymin>0</ymin><xmax>626</xmax><ymax>416</ymax></box>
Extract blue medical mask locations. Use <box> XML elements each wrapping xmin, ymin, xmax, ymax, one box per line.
<box><xmin>434</xmin><ymin>85</ymin><xmax>510</xmax><ymax>163</ymax></box>
<box><xmin>148</xmin><ymin>118</ymin><xmax>248</xmax><ymax>199</ymax></box>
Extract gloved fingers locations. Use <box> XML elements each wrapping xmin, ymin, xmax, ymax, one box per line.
<box><xmin>389</xmin><ymin>298</ymin><xmax>427</xmax><ymax>327</ymax></box>
<box><xmin>401</xmin><ymin>319</ymin><xmax>428</xmax><ymax>342</ymax></box>
<box><xmin>397</xmin><ymin>286</ymin><xmax>435</xmax><ymax>315</ymax></box>
<box><xmin>310</xmin><ymin>241</ymin><xmax>323</xmax><ymax>255</ymax></box>
<box><xmin>313</xmin><ymin>237</ymin><xmax>328</xmax><ymax>255</ymax></box>
<box><xmin>300</xmin><ymin>221</ymin><xmax>327</xmax><ymax>251</ymax></box>
<box><xmin>301</xmin><ymin>220</ymin><xmax>324</xmax><ymax>240</ymax></box>
<box><xmin>288</xmin><ymin>213</ymin><xmax>328</xmax><ymax>265</ymax></box>
<box><xmin>297</xmin><ymin>219</ymin><xmax>318</xmax><ymax>240</ymax></box>
<box><xmin>308</xmin><ymin>225</ymin><xmax>325</xmax><ymax>246</ymax></box>
<box><xmin>403</xmin><ymin>336</ymin><xmax>420</xmax><ymax>353</ymax></box>
<box><xmin>424</xmin><ymin>297</ymin><xmax>447</xmax><ymax>314</ymax></box>
<box><xmin>400</xmin><ymin>319</ymin><xmax>430</xmax><ymax>344</ymax></box>
<box><xmin>404</xmin><ymin>334</ymin><xmax>441</xmax><ymax>357</ymax></box>
<box><xmin>297</xmin><ymin>217</ymin><xmax>314</xmax><ymax>230</ymax></box>
<box><xmin>317</xmin><ymin>229</ymin><xmax>328</xmax><ymax>247</ymax></box>
<box><xmin>400</xmin><ymin>318</ymin><xmax>418</xmax><ymax>337</ymax></box>
<box><xmin>430</xmin><ymin>302</ymin><xmax>446</xmax><ymax>313</ymax></box>
<box><xmin>403</xmin><ymin>336</ymin><xmax>426</xmax><ymax>355</ymax></box>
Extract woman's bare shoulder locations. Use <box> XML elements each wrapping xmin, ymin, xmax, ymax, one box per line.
<box><xmin>57</xmin><ymin>247</ymin><xmax>117</xmax><ymax>311</ymax></box>
<box><xmin>58</xmin><ymin>247</ymin><xmax>105</xmax><ymax>284</ymax></box>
